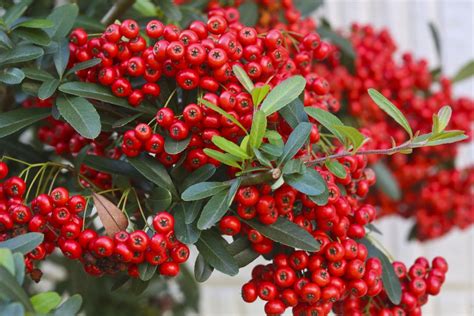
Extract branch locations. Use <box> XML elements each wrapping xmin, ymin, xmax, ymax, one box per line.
<box><xmin>101</xmin><ymin>0</ymin><xmax>136</xmax><ymax>25</ymax></box>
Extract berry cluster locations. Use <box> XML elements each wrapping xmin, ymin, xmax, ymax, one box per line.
<box><xmin>0</xmin><ymin>162</ymin><xmax>188</xmax><ymax>279</ymax></box>
<box><xmin>334</xmin><ymin>256</ymin><xmax>448</xmax><ymax>315</ymax></box>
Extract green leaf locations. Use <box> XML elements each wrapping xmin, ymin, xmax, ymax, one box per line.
<box><xmin>112</xmin><ymin>113</ymin><xmax>143</xmax><ymax>128</ymax></box>
<box><xmin>251</xmin><ymin>84</ymin><xmax>271</xmax><ymax>107</ymax></box>
<box><xmin>73</xmin><ymin>16</ymin><xmax>104</xmax><ymax>32</ymax></box>
<box><xmin>181</xmin><ymin>164</ymin><xmax>217</xmax><ymax>191</ymax></box>
<box><xmin>0</xmin><ymin>31</ymin><xmax>13</xmax><ymax>49</ymax></box>
<box><xmin>452</xmin><ymin>60</ymin><xmax>474</xmax><ymax>83</ymax></box>
<box><xmin>232</xmin><ymin>64</ymin><xmax>254</xmax><ymax>92</ymax></box>
<box><xmin>161</xmin><ymin>0</ymin><xmax>183</xmax><ymax>21</ymax></box>
<box><xmin>0</xmin><ymin>266</ymin><xmax>34</xmax><ymax>311</ymax></box>
<box><xmin>13</xmin><ymin>253</ymin><xmax>25</xmax><ymax>285</ymax></box>
<box><xmin>59</xmin><ymin>82</ymin><xmax>146</xmax><ymax>112</ymax></box>
<box><xmin>282</xmin><ymin>159</ymin><xmax>305</xmax><ymax>175</ymax></box>
<box><xmin>164</xmin><ymin>135</ymin><xmax>191</xmax><ymax>155</ymax></box>
<box><xmin>53</xmin><ymin>295</ymin><xmax>82</xmax><ymax>316</ymax></box>
<box><xmin>227</xmin><ymin>238</ymin><xmax>259</xmax><ymax>268</ymax></box>
<box><xmin>138</xmin><ymin>262</ymin><xmax>157</xmax><ymax>281</ymax></box>
<box><xmin>333</xmin><ymin>125</ymin><xmax>366</xmax><ymax>152</ymax></box>
<box><xmin>194</xmin><ymin>254</ymin><xmax>214</xmax><ymax>282</ymax></box>
<box><xmin>226</xmin><ymin>178</ymin><xmax>241</xmax><ymax>206</ymax></box>
<box><xmin>294</xmin><ymin>0</ymin><xmax>323</xmax><ymax>17</ymax></box>
<box><xmin>425</xmin><ymin>131</ymin><xmax>468</xmax><ymax>146</ymax></box>
<box><xmin>367</xmin><ymin>89</ymin><xmax>413</xmax><ymax>138</ymax></box>
<box><xmin>23</xmin><ymin>67</ymin><xmax>54</xmax><ymax>81</ymax></box>
<box><xmin>199</xmin><ymin>98</ymin><xmax>247</xmax><ymax>134</ymax></box>
<box><xmin>15</xmin><ymin>28</ymin><xmax>51</xmax><ymax>46</ymax></box>
<box><xmin>284</xmin><ymin>166</ymin><xmax>327</xmax><ymax>196</ymax></box>
<box><xmin>0</xmin><ymin>248</ymin><xmax>15</xmax><ymax>275</ymax></box>
<box><xmin>66</xmin><ymin>58</ymin><xmax>102</xmax><ymax>76</ymax></box>
<box><xmin>0</xmin><ymin>68</ymin><xmax>25</xmax><ymax>84</ymax></box>
<box><xmin>38</xmin><ymin>79</ymin><xmax>60</xmax><ymax>100</ymax></box>
<box><xmin>54</xmin><ymin>39</ymin><xmax>70</xmax><ymax>78</ymax></box>
<box><xmin>181</xmin><ymin>181</ymin><xmax>230</xmax><ymax>201</ymax></box>
<box><xmin>260</xmin><ymin>143</ymin><xmax>283</xmax><ymax>158</ymax></box>
<box><xmin>325</xmin><ymin>160</ymin><xmax>347</xmax><ymax>179</ymax></box>
<box><xmin>278</xmin><ymin>122</ymin><xmax>312</xmax><ymax>165</ymax></box>
<box><xmin>148</xmin><ymin>186</ymin><xmax>172</xmax><ymax>210</ymax></box>
<box><xmin>184</xmin><ymin>200</ymin><xmax>203</xmax><ymax>225</ymax></box>
<box><xmin>242</xmin><ymin>217</ymin><xmax>320</xmax><ymax>251</ymax></box>
<box><xmin>317</xmin><ymin>25</ymin><xmax>356</xmax><ymax>60</ymax></box>
<box><xmin>260</xmin><ymin>76</ymin><xmax>306</xmax><ymax>115</ymax></box>
<box><xmin>0</xmin><ymin>302</ymin><xmax>24</xmax><ymax>316</ymax></box>
<box><xmin>253</xmin><ymin>148</ymin><xmax>273</xmax><ymax>168</ymax></box>
<box><xmin>249</xmin><ymin>110</ymin><xmax>267</xmax><ymax>150</ymax></box>
<box><xmin>435</xmin><ymin>105</ymin><xmax>452</xmax><ymax>133</ymax></box>
<box><xmin>238</xmin><ymin>1</ymin><xmax>259</xmax><ymax>26</ymax></box>
<box><xmin>197</xmin><ymin>189</ymin><xmax>230</xmax><ymax>230</ymax></box>
<box><xmin>372</xmin><ymin>162</ymin><xmax>401</xmax><ymax>201</ymax></box>
<box><xmin>203</xmin><ymin>148</ymin><xmax>242</xmax><ymax>169</ymax></box>
<box><xmin>305</xmin><ymin>107</ymin><xmax>345</xmax><ymax>143</ymax></box>
<box><xmin>429</xmin><ymin>22</ymin><xmax>442</xmax><ymax>61</ymax></box>
<box><xmin>12</xmin><ymin>18</ymin><xmax>54</xmax><ymax>29</ymax></box>
<box><xmin>265</xmin><ymin>130</ymin><xmax>284</xmax><ymax>147</ymax></box>
<box><xmin>359</xmin><ymin>237</ymin><xmax>402</xmax><ymax>305</ymax></box>
<box><xmin>46</xmin><ymin>4</ymin><xmax>79</xmax><ymax>39</ymax></box>
<box><xmin>30</xmin><ymin>292</ymin><xmax>61</xmax><ymax>314</ymax></box>
<box><xmin>309</xmin><ymin>185</ymin><xmax>329</xmax><ymax>206</ymax></box>
<box><xmin>84</xmin><ymin>155</ymin><xmax>139</xmax><ymax>177</ymax></box>
<box><xmin>56</xmin><ymin>95</ymin><xmax>101</xmax><ymax>139</ymax></box>
<box><xmin>133</xmin><ymin>0</ymin><xmax>157</xmax><ymax>16</ymax></box>
<box><xmin>195</xmin><ymin>230</ymin><xmax>239</xmax><ymax>276</ymax></box>
<box><xmin>3</xmin><ymin>0</ymin><xmax>31</xmax><ymax>27</ymax></box>
<box><xmin>0</xmin><ymin>108</ymin><xmax>50</xmax><ymax>138</ymax></box>
<box><xmin>279</xmin><ymin>98</ymin><xmax>309</xmax><ymax>129</ymax></box>
<box><xmin>128</xmin><ymin>155</ymin><xmax>178</xmax><ymax>198</ymax></box>
<box><xmin>212</xmin><ymin>136</ymin><xmax>249</xmax><ymax>160</ymax></box>
<box><xmin>0</xmin><ymin>45</ymin><xmax>44</xmax><ymax>67</ymax></box>
<box><xmin>174</xmin><ymin>204</ymin><xmax>201</xmax><ymax>244</ymax></box>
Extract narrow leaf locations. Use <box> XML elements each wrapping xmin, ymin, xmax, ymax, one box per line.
<box><xmin>148</xmin><ymin>187</ymin><xmax>172</xmax><ymax>211</ymax></box>
<box><xmin>325</xmin><ymin>160</ymin><xmax>347</xmax><ymax>179</ymax></box>
<box><xmin>251</xmin><ymin>84</ymin><xmax>270</xmax><ymax>107</ymax></box>
<box><xmin>373</xmin><ymin>162</ymin><xmax>401</xmax><ymax>201</ymax></box>
<box><xmin>212</xmin><ymin>136</ymin><xmax>249</xmax><ymax>160</ymax></box>
<box><xmin>38</xmin><ymin>79</ymin><xmax>60</xmax><ymax>100</ymax></box>
<box><xmin>3</xmin><ymin>0</ymin><xmax>31</xmax><ymax>27</ymax></box>
<box><xmin>452</xmin><ymin>60</ymin><xmax>474</xmax><ymax>83</ymax></box>
<box><xmin>279</xmin><ymin>98</ymin><xmax>309</xmax><ymax>128</ymax></box>
<box><xmin>0</xmin><ymin>108</ymin><xmax>50</xmax><ymax>138</ymax></box>
<box><xmin>0</xmin><ymin>45</ymin><xmax>44</xmax><ymax>67</ymax></box>
<box><xmin>66</xmin><ymin>58</ymin><xmax>102</xmax><ymax>76</ymax></box>
<box><xmin>15</xmin><ymin>28</ymin><xmax>51</xmax><ymax>46</ymax></box>
<box><xmin>260</xmin><ymin>76</ymin><xmax>306</xmax><ymax>115</ymax></box>
<box><xmin>164</xmin><ymin>135</ymin><xmax>191</xmax><ymax>155</ymax></box>
<box><xmin>195</xmin><ymin>230</ymin><xmax>239</xmax><ymax>276</ymax></box>
<box><xmin>174</xmin><ymin>204</ymin><xmax>201</xmax><ymax>244</ymax></box>
<box><xmin>249</xmin><ymin>110</ymin><xmax>267</xmax><ymax>150</ymax></box>
<box><xmin>0</xmin><ymin>266</ymin><xmax>34</xmax><ymax>311</ymax></box>
<box><xmin>54</xmin><ymin>39</ymin><xmax>70</xmax><ymax>78</ymax></box>
<box><xmin>333</xmin><ymin>125</ymin><xmax>366</xmax><ymax>152</ymax></box>
<box><xmin>203</xmin><ymin>148</ymin><xmax>242</xmax><ymax>169</ymax></box>
<box><xmin>199</xmin><ymin>98</ymin><xmax>247</xmax><ymax>134</ymax></box>
<box><xmin>181</xmin><ymin>164</ymin><xmax>217</xmax><ymax>191</ymax></box>
<box><xmin>305</xmin><ymin>107</ymin><xmax>345</xmax><ymax>143</ymax></box>
<box><xmin>0</xmin><ymin>68</ymin><xmax>25</xmax><ymax>85</ymax></box>
<box><xmin>278</xmin><ymin>122</ymin><xmax>312</xmax><ymax>164</ymax></box>
<box><xmin>197</xmin><ymin>189</ymin><xmax>230</xmax><ymax>230</ymax></box>
<box><xmin>13</xmin><ymin>19</ymin><xmax>54</xmax><ymax>29</ymax></box>
<box><xmin>0</xmin><ymin>233</ymin><xmax>43</xmax><ymax>254</ymax></box>
<box><xmin>194</xmin><ymin>254</ymin><xmax>214</xmax><ymax>282</ymax></box>
<box><xmin>138</xmin><ymin>262</ymin><xmax>157</xmax><ymax>281</ymax></box>
<box><xmin>53</xmin><ymin>295</ymin><xmax>82</xmax><ymax>316</ymax></box>
<box><xmin>92</xmin><ymin>193</ymin><xmax>128</xmax><ymax>237</ymax></box>
<box><xmin>181</xmin><ymin>181</ymin><xmax>230</xmax><ymax>201</ymax></box>
<box><xmin>232</xmin><ymin>64</ymin><xmax>254</xmax><ymax>92</ymax></box>
<box><xmin>46</xmin><ymin>4</ymin><xmax>79</xmax><ymax>39</ymax></box>
<box><xmin>284</xmin><ymin>167</ymin><xmax>326</xmax><ymax>196</ymax></box>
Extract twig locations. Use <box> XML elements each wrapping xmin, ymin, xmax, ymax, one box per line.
<box><xmin>101</xmin><ymin>0</ymin><xmax>136</xmax><ymax>25</ymax></box>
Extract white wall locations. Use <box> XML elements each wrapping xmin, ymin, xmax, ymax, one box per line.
<box><xmin>199</xmin><ymin>1</ymin><xmax>474</xmax><ymax>315</ymax></box>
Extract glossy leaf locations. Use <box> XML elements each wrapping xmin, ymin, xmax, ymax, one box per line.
<box><xmin>368</xmin><ymin>89</ymin><xmax>413</xmax><ymax>138</ymax></box>
<box><xmin>92</xmin><ymin>193</ymin><xmax>128</xmax><ymax>236</ymax></box>
<box><xmin>138</xmin><ymin>262</ymin><xmax>157</xmax><ymax>281</ymax></box>
<box><xmin>174</xmin><ymin>204</ymin><xmax>201</xmax><ymax>244</ymax></box>
<box><xmin>227</xmin><ymin>238</ymin><xmax>259</xmax><ymax>268</ymax></box>
<box><xmin>38</xmin><ymin>79</ymin><xmax>60</xmax><ymax>100</ymax></box>
<box><xmin>325</xmin><ymin>160</ymin><xmax>347</xmax><ymax>179</ymax></box>
<box><xmin>333</xmin><ymin>125</ymin><xmax>366</xmax><ymax>152</ymax></box>
<box><xmin>197</xmin><ymin>189</ymin><xmax>230</xmax><ymax>230</ymax></box>
<box><xmin>12</xmin><ymin>18</ymin><xmax>54</xmax><ymax>29</ymax></box>
<box><xmin>3</xmin><ymin>0</ymin><xmax>31</xmax><ymax>27</ymax></box>
<box><xmin>46</xmin><ymin>4</ymin><xmax>79</xmax><ymax>39</ymax></box>
<box><xmin>249</xmin><ymin>110</ymin><xmax>267</xmax><ymax>150</ymax></box>
<box><xmin>0</xmin><ymin>68</ymin><xmax>25</xmax><ymax>85</ymax></box>
<box><xmin>30</xmin><ymin>292</ymin><xmax>61</xmax><ymax>314</ymax></box>
<box><xmin>203</xmin><ymin>148</ymin><xmax>242</xmax><ymax>169</ymax></box>
<box><xmin>284</xmin><ymin>166</ymin><xmax>326</xmax><ymax>196</ymax></box>
<box><xmin>182</xmin><ymin>181</ymin><xmax>230</xmax><ymax>201</ymax></box>
<box><xmin>56</xmin><ymin>95</ymin><xmax>101</xmax><ymax>139</ymax></box>
<box><xmin>0</xmin><ymin>108</ymin><xmax>50</xmax><ymax>138</ymax></box>
<box><xmin>251</xmin><ymin>84</ymin><xmax>270</xmax><ymax>107</ymax></box>
<box><xmin>54</xmin><ymin>39</ymin><xmax>70</xmax><ymax>78</ymax></box>
<box><xmin>373</xmin><ymin>162</ymin><xmax>401</xmax><ymax>201</ymax></box>
<box><xmin>0</xmin><ymin>266</ymin><xmax>33</xmax><ymax>311</ymax></box>
<box><xmin>13</xmin><ymin>253</ymin><xmax>25</xmax><ymax>285</ymax></box>
<box><xmin>309</xmin><ymin>184</ymin><xmax>329</xmax><ymax>206</ymax></box>
<box><xmin>282</xmin><ymin>159</ymin><xmax>305</xmax><ymax>175</ymax></box>
<box><xmin>0</xmin><ymin>248</ymin><xmax>15</xmax><ymax>275</ymax></box>
<box><xmin>305</xmin><ymin>107</ymin><xmax>346</xmax><ymax>143</ymax></box>
<box><xmin>195</xmin><ymin>230</ymin><xmax>239</xmax><ymax>276</ymax></box>
<box><xmin>278</xmin><ymin>122</ymin><xmax>312</xmax><ymax>165</ymax></box>
<box><xmin>253</xmin><ymin>148</ymin><xmax>273</xmax><ymax>168</ymax></box>
<box><xmin>164</xmin><ymin>135</ymin><xmax>191</xmax><ymax>155</ymax></box>
<box><xmin>0</xmin><ymin>45</ymin><xmax>44</xmax><ymax>67</ymax></box>
<box><xmin>53</xmin><ymin>295</ymin><xmax>82</xmax><ymax>316</ymax></box>
<box><xmin>181</xmin><ymin>164</ymin><xmax>217</xmax><ymax>191</ymax></box>
<box><xmin>148</xmin><ymin>187</ymin><xmax>172</xmax><ymax>210</ymax></box>
<box><xmin>184</xmin><ymin>200</ymin><xmax>203</xmax><ymax>225</ymax></box>
<box><xmin>15</xmin><ymin>28</ymin><xmax>51</xmax><ymax>46</ymax></box>
<box><xmin>233</xmin><ymin>64</ymin><xmax>255</xmax><ymax>92</ymax></box>
<box><xmin>260</xmin><ymin>76</ymin><xmax>306</xmax><ymax>115</ymax></box>
<box><xmin>194</xmin><ymin>254</ymin><xmax>214</xmax><ymax>282</ymax></box>
<box><xmin>212</xmin><ymin>136</ymin><xmax>249</xmax><ymax>160</ymax></box>
<box><xmin>279</xmin><ymin>98</ymin><xmax>309</xmax><ymax>129</ymax></box>
<box><xmin>66</xmin><ymin>58</ymin><xmax>102</xmax><ymax>76</ymax></box>
<box><xmin>112</xmin><ymin>113</ymin><xmax>143</xmax><ymax>128</ymax></box>
<box><xmin>84</xmin><ymin>155</ymin><xmax>139</xmax><ymax>177</ymax></box>
<box><xmin>0</xmin><ymin>233</ymin><xmax>43</xmax><ymax>254</ymax></box>
<box><xmin>22</xmin><ymin>67</ymin><xmax>54</xmax><ymax>81</ymax></box>
<box><xmin>238</xmin><ymin>1</ymin><xmax>259</xmax><ymax>26</ymax></box>
<box><xmin>242</xmin><ymin>217</ymin><xmax>320</xmax><ymax>251</ymax></box>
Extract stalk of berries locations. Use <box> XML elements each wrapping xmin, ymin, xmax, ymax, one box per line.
<box><xmin>0</xmin><ymin>162</ymin><xmax>188</xmax><ymax>280</ymax></box>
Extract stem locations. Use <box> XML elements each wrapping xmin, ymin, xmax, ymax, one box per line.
<box><xmin>101</xmin><ymin>0</ymin><xmax>136</xmax><ymax>25</ymax></box>
<box><xmin>132</xmin><ymin>188</ymin><xmax>151</xmax><ymax>229</ymax></box>
<box><xmin>230</xmin><ymin>169</ymin><xmax>281</xmax><ymax>186</ymax></box>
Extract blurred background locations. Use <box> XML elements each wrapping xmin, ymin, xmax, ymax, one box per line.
<box><xmin>199</xmin><ymin>1</ymin><xmax>474</xmax><ymax>315</ymax></box>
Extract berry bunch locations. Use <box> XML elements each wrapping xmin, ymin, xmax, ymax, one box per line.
<box><xmin>334</xmin><ymin>256</ymin><xmax>449</xmax><ymax>315</ymax></box>
<box><xmin>0</xmin><ymin>162</ymin><xmax>188</xmax><ymax>279</ymax></box>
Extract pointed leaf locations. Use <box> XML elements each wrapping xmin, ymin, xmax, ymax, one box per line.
<box><xmin>13</xmin><ymin>253</ymin><xmax>25</xmax><ymax>285</ymax></box>
<box><xmin>181</xmin><ymin>164</ymin><xmax>217</xmax><ymax>191</ymax></box>
<box><xmin>249</xmin><ymin>110</ymin><xmax>267</xmax><ymax>150</ymax></box>
<box><xmin>305</xmin><ymin>107</ymin><xmax>345</xmax><ymax>143</ymax></box>
<box><xmin>38</xmin><ymin>79</ymin><xmax>60</xmax><ymax>100</ymax></box>
<box><xmin>199</xmin><ymin>98</ymin><xmax>247</xmax><ymax>134</ymax></box>
<box><xmin>23</xmin><ymin>67</ymin><xmax>54</xmax><ymax>81</ymax></box>
<box><xmin>452</xmin><ymin>60</ymin><xmax>474</xmax><ymax>83</ymax></box>
<box><xmin>0</xmin><ymin>45</ymin><xmax>44</xmax><ymax>67</ymax></box>
<box><xmin>333</xmin><ymin>125</ymin><xmax>366</xmax><ymax>152</ymax></box>
<box><xmin>251</xmin><ymin>84</ymin><xmax>270</xmax><ymax>107</ymax></box>
<box><xmin>194</xmin><ymin>254</ymin><xmax>214</xmax><ymax>282</ymax></box>
<box><xmin>436</xmin><ymin>105</ymin><xmax>452</xmax><ymax>133</ymax></box>
<box><xmin>367</xmin><ymin>89</ymin><xmax>413</xmax><ymax>138</ymax></box>
<box><xmin>14</xmin><ymin>28</ymin><xmax>51</xmax><ymax>46</ymax></box>
<box><xmin>260</xmin><ymin>76</ymin><xmax>306</xmax><ymax>115</ymax></box>
<box><xmin>45</xmin><ymin>4</ymin><xmax>79</xmax><ymax>39</ymax></box>
<box><xmin>279</xmin><ymin>98</ymin><xmax>309</xmax><ymax>128</ymax></box>
<box><xmin>195</xmin><ymin>230</ymin><xmax>239</xmax><ymax>276</ymax></box>
<box><xmin>203</xmin><ymin>148</ymin><xmax>242</xmax><ymax>169</ymax></box>
<box><xmin>112</xmin><ymin>113</ymin><xmax>143</xmax><ymax>128</ymax></box>
<box><xmin>373</xmin><ymin>162</ymin><xmax>401</xmax><ymax>201</ymax></box>
<box><xmin>53</xmin><ymin>295</ymin><xmax>82</xmax><ymax>316</ymax></box>
<box><xmin>284</xmin><ymin>167</ymin><xmax>327</xmax><ymax>196</ymax></box>
<box><xmin>54</xmin><ymin>39</ymin><xmax>70</xmax><ymax>78</ymax></box>
<box><xmin>164</xmin><ymin>135</ymin><xmax>191</xmax><ymax>154</ymax></box>
<box><xmin>197</xmin><ymin>189</ymin><xmax>230</xmax><ymax>230</ymax></box>
<box><xmin>56</xmin><ymin>95</ymin><xmax>101</xmax><ymax>139</ymax></box>
<box><xmin>13</xmin><ymin>19</ymin><xmax>54</xmax><ymax>29</ymax></box>
<box><xmin>66</xmin><ymin>58</ymin><xmax>102</xmax><ymax>76</ymax></box>
<box><xmin>3</xmin><ymin>0</ymin><xmax>31</xmax><ymax>27</ymax></box>
<box><xmin>325</xmin><ymin>160</ymin><xmax>347</xmax><ymax>179</ymax></box>
<box><xmin>92</xmin><ymin>193</ymin><xmax>128</xmax><ymax>237</ymax></box>
<box><xmin>148</xmin><ymin>187</ymin><xmax>172</xmax><ymax>210</ymax></box>
<box><xmin>278</xmin><ymin>122</ymin><xmax>312</xmax><ymax>164</ymax></box>
<box><xmin>232</xmin><ymin>64</ymin><xmax>254</xmax><ymax>92</ymax></box>
<box><xmin>0</xmin><ymin>249</ymin><xmax>15</xmax><ymax>275</ymax></box>
<box><xmin>174</xmin><ymin>204</ymin><xmax>201</xmax><ymax>244</ymax></box>
<box><xmin>182</xmin><ymin>181</ymin><xmax>230</xmax><ymax>201</ymax></box>
<box><xmin>138</xmin><ymin>262</ymin><xmax>157</xmax><ymax>281</ymax></box>
<box><xmin>0</xmin><ymin>266</ymin><xmax>33</xmax><ymax>311</ymax></box>
<box><xmin>212</xmin><ymin>136</ymin><xmax>249</xmax><ymax>160</ymax></box>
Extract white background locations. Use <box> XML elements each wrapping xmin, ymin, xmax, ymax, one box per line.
<box><xmin>199</xmin><ymin>1</ymin><xmax>474</xmax><ymax>315</ymax></box>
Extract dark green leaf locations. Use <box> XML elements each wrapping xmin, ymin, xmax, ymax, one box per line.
<box><xmin>238</xmin><ymin>1</ymin><xmax>259</xmax><ymax>26</ymax></box>
<box><xmin>53</xmin><ymin>295</ymin><xmax>82</xmax><ymax>316</ymax></box>
<box><xmin>227</xmin><ymin>238</ymin><xmax>259</xmax><ymax>268</ymax></box>
<box><xmin>54</xmin><ymin>39</ymin><xmax>70</xmax><ymax>78</ymax></box>
<box><xmin>138</xmin><ymin>262</ymin><xmax>157</xmax><ymax>281</ymax></box>
<box><xmin>13</xmin><ymin>253</ymin><xmax>25</xmax><ymax>285</ymax></box>
<box><xmin>265</xmin><ymin>130</ymin><xmax>284</xmax><ymax>146</ymax></box>
<box><xmin>66</xmin><ymin>58</ymin><xmax>102</xmax><ymax>76</ymax></box>
<box><xmin>284</xmin><ymin>167</ymin><xmax>326</xmax><ymax>196</ymax></box>
<box><xmin>165</xmin><ymin>135</ymin><xmax>191</xmax><ymax>155</ymax></box>
<box><xmin>294</xmin><ymin>0</ymin><xmax>324</xmax><ymax>17</ymax></box>
<box><xmin>197</xmin><ymin>189</ymin><xmax>230</xmax><ymax>230</ymax></box>
<box><xmin>429</xmin><ymin>22</ymin><xmax>442</xmax><ymax>61</ymax></box>
<box><xmin>251</xmin><ymin>84</ymin><xmax>270</xmax><ymax>107</ymax></box>
<box><xmin>366</xmin><ymin>223</ymin><xmax>383</xmax><ymax>235</ymax></box>
<box><xmin>260</xmin><ymin>76</ymin><xmax>306</xmax><ymax>115</ymax></box>
<box><xmin>278</xmin><ymin>122</ymin><xmax>312</xmax><ymax>164</ymax></box>
<box><xmin>242</xmin><ymin>217</ymin><xmax>319</xmax><ymax>251</ymax></box>
<box><xmin>195</xmin><ymin>230</ymin><xmax>239</xmax><ymax>276</ymax></box>
<box><xmin>15</xmin><ymin>28</ymin><xmax>51</xmax><ymax>46</ymax></box>
<box><xmin>174</xmin><ymin>204</ymin><xmax>201</xmax><ymax>244</ymax></box>
<box><xmin>0</xmin><ymin>108</ymin><xmax>50</xmax><ymax>138</ymax></box>
<box><xmin>0</xmin><ymin>266</ymin><xmax>33</xmax><ymax>311</ymax></box>
<box><xmin>260</xmin><ymin>143</ymin><xmax>283</xmax><ymax>158</ymax></box>
<box><xmin>359</xmin><ymin>237</ymin><xmax>402</xmax><ymax>304</ymax></box>
<box><xmin>212</xmin><ymin>136</ymin><xmax>249</xmax><ymax>159</ymax></box>
<box><xmin>3</xmin><ymin>0</ymin><xmax>31</xmax><ymax>27</ymax></box>
<box><xmin>0</xmin><ymin>31</ymin><xmax>13</xmax><ymax>49</ymax></box>
<box><xmin>38</xmin><ymin>79</ymin><xmax>60</xmax><ymax>100</ymax></box>
<box><xmin>73</xmin><ymin>16</ymin><xmax>104</xmax><ymax>32</ymax></box>
<box><xmin>128</xmin><ymin>155</ymin><xmax>178</xmax><ymax>198</ymax></box>
<box><xmin>112</xmin><ymin>113</ymin><xmax>142</xmax><ymax>128</ymax></box>
<box><xmin>148</xmin><ymin>187</ymin><xmax>172</xmax><ymax>210</ymax></box>
<box><xmin>30</xmin><ymin>292</ymin><xmax>61</xmax><ymax>314</ymax></box>
<box><xmin>0</xmin><ymin>68</ymin><xmax>25</xmax><ymax>84</ymax></box>
<box><xmin>46</xmin><ymin>4</ymin><xmax>79</xmax><ymax>39</ymax></box>
<box><xmin>0</xmin><ymin>249</ymin><xmax>14</xmax><ymax>275</ymax></box>
<box><xmin>56</xmin><ymin>95</ymin><xmax>101</xmax><ymax>139</ymax></box>
<box><xmin>373</xmin><ymin>162</ymin><xmax>401</xmax><ymax>201</ymax></box>
<box><xmin>203</xmin><ymin>148</ymin><xmax>242</xmax><ymax>169</ymax></box>
<box><xmin>368</xmin><ymin>89</ymin><xmax>413</xmax><ymax>138</ymax></box>
<box><xmin>181</xmin><ymin>164</ymin><xmax>216</xmax><ymax>191</ymax></box>
<box><xmin>161</xmin><ymin>0</ymin><xmax>183</xmax><ymax>21</ymax></box>
<box><xmin>309</xmin><ymin>184</ymin><xmax>329</xmax><ymax>206</ymax></box>
<box><xmin>325</xmin><ymin>160</ymin><xmax>347</xmax><ymax>178</ymax></box>
<box><xmin>333</xmin><ymin>125</ymin><xmax>366</xmax><ymax>152</ymax></box>
<box><xmin>194</xmin><ymin>254</ymin><xmax>214</xmax><ymax>282</ymax></box>
<box><xmin>305</xmin><ymin>107</ymin><xmax>345</xmax><ymax>143</ymax></box>
<box><xmin>184</xmin><ymin>200</ymin><xmax>203</xmax><ymax>225</ymax></box>
<box><xmin>13</xmin><ymin>19</ymin><xmax>54</xmax><ymax>29</ymax></box>
<box><xmin>282</xmin><ymin>159</ymin><xmax>304</xmax><ymax>175</ymax></box>
<box><xmin>253</xmin><ymin>148</ymin><xmax>273</xmax><ymax>168</ymax></box>
<box><xmin>279</xmin><ymin>98</ymin><xmax>309</xmax><ymax>129</ymax></box>
<box><xmin>22</xmin><ymin>67</ymin><xmax>54</xmax><ymax>81</ymax></box>
<box><xmin>0</xmin><ymin>45</ymin><xmax>44</xmax><ymax>67</ymax></box>
<box><xmin>232</xmin><ymin>64</ymin><xmax>254</xmax><ymax>92</ymax></box>
<box><xmin>84</xmin><ymin>155</ymin><xmax>139</xmax><ymax>177</ymax></box>
<box><xmin>227</xmin><ymin>178</ymin><xmax>241</xmax><ymax>206</ymax></box>
<box><xmin>181</xmin><ymin>181</ymin><xmax>230</xmax><ymax>201</ymax></box>
<box><xmin>452</xmin><ymin>60</ymin><xmax>474</xmax><ymax>83</ymax></box>
<box><xmin>249</xmin><ymin>110</ymin><xmax>267</xmax><ymax>150</ymax></box>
